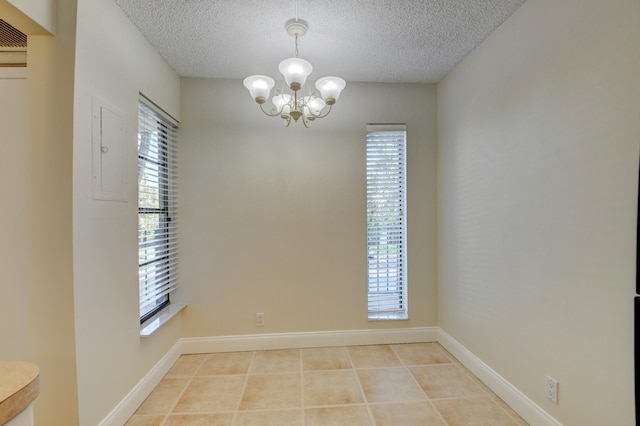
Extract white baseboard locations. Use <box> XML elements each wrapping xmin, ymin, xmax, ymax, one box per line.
<box><xmin>98</xmin><ymin>340</ymin><xmax>182</xmax><ymax>426</ymax></box>
<box><xmin>437</xmin><ymin>328</ymin><xmax>561</xmax><ymax>426</ymax></box>
<box><xmin>180</xmin><ymin>326</ymin><xmax>438</xmax><ymax>354</ymax></box>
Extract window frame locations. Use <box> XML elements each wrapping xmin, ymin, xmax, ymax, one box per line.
<box><xmin>137</xmin><ymin>95</ymin><xmax>179</xmax><ymax>324</ymax></box>
<box><xmin>366</xmin><ymin>124</ymin><xmax>408</xmax><ymax>320</ymax></box>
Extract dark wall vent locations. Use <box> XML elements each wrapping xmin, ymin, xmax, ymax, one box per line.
<box><xmin>0</xmin><ymin>19</ymin><xmax>27</xmax><ymax>47</ymax></box>
<box><xmin>0</xmin><ymin>20</ymin><xmax>27</xmax><ymax>67</ymax></box>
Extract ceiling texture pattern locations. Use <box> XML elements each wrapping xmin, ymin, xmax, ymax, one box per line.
<box><xmin>114</xmin><ymin>0</ymin><xmax>527</xmax><ymax>83</ymax></box>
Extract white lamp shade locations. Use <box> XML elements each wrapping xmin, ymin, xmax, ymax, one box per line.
<box><xmin>272</xmin><ymin>94</ymin><xmax>292</xmax><ymax>115</ymax></box>
<box><xmin>315</xmin><ymin>76</ymin><xmax>346</xmax><ymax>103</ymax></box>
<box><xmin>243</xmin><ymin>75</ymin><xmax>275</xmax><ymax>101</ymax></box>
<box><xmin>278</xmin><ymin>57</ymin><xmax>313</xmax><ymax>89</ymax></box>
<box><xmin>303</xmin><ymin>96</ymin><xmax>326</xmax><ymax>116</ymax></box>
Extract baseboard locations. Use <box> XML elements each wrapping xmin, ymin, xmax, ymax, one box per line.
<box><xmin>437</xmin><ymin>328</ymin><xmax>562</xmax><ymax>426</ymax></box>
<box><xmin>98</xmin><ymin>339</ymin><xmax>182</xmax><ymax>426</ymax></box>
<box><xmin>180</xmin><ymin>326</ymin><xmax>437</xmax><ymax>354</ymax></box>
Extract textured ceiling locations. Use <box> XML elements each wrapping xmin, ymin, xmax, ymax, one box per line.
<box><xmin>114</xmin><ymin>0</ymin><xmax>527</xmax><ymax>83</ymax></box>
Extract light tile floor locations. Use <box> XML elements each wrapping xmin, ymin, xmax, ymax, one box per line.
<box><xmin>126</xmin><ymin>343</ymin><xmax>528</xmax><ymax>425</ymax></box>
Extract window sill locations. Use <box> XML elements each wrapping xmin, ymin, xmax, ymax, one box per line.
<box><xmin>140</xmin><ymin>303</ymin><xmax>186</xmax><ymax>337</ymax></box>
<box><xmin>368</xmin><ymin>312</ymin><xmax>409</xmax><ymax>321</ymax></box>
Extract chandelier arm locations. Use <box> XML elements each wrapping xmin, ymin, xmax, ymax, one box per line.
<box><xmin>302</xmin><ymin>116</ymin><xmax>311</xmax><ymax>128</ymax></box>
<box><xmin>305</xmin><ymin>104</ymin><xmax>333</xmax><ymax>120</ymax></box>
<box><xmin>259</xmin><ymin>102</ymin><xmax>285</xmax><ymax>118</ymax></box>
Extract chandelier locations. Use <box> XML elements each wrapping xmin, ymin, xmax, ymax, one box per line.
<box><xmin>243</xmin><ymin>13</ymin><xmax>346</xmax><ymax>128</ymax></box>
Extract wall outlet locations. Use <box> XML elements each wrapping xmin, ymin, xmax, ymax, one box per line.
<box><xmin>256</xmin><ymin>312</ymin><xmax>265</xmax><ymax>327</ymax></box>
<box><xmin>545</xmin><ymin>375</ymin><xmax>558</xmax><ymax>404</ymax></box>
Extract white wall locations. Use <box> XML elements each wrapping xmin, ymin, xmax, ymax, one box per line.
<box><xmin>437</xmin><ymin>0</ymin><xmax>640</xmax><ymax>424</ymax></box>
<box><xmin>6</xmin><ymin>0</ymin><xmax>55</xmax><ymax>33</ymax></box>
<box><xmin>179</xmin><ymin>79</ymin><xmax>438</xmax><ymax>337</ymax></box>
<box><xmin>72</xmin><ymin>0</ymin><xmax>181</xmax><ymax>424</ymax></box>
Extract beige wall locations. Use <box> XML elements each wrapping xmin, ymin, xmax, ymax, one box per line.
<box><xmin>0</xmin><ymin>71</ymin><xmax>28</xmax><ymax>360</ymax></box>
<box><xmin>0</xmin><ymin>0</ymin><xmax>80</xmax><ymax>423</ymax></box>
<box><xmin>179</xmin><ymin>79</ymin><xmax>438</xmax><ymax>337</ymax></box>
<box><xmin>71</xmin><ymin>0</ymin><xmax>181</xmax><ymax>424</ymax></box>
<box><xmin>5</xmin><ymin>0</ymin><xmax>638</xmax><ymax>423</ymax></box>
<box><xmin>437</xmin><ymin>0</ymin><xmax>640</xmax><ymax>424</ymax></box>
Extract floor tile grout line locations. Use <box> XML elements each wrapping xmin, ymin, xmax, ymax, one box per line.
<box><xmin>447</xmin><ymin>359</ymin><xmax>525</xmax><ymax>425</ymax></box>
<box><xmin>230</xmin><ymin>350</ymin><xmax>256</xmax><ymax>425</ymax></box>
<box><xmin>345</xmin><ymin>345</ymin><xmax>376</xmax><ymax>425</ymax></box>
<box><xmin>429</xmin><ymin>394</ymin><xmax>493</xmax><ymax>402</ymax></box>
<box><xmin>304</xmin><ymin>401</ymin><xmax>394</xmax><ymax>409</ymax></box>
<box><xmin>298</xmin><ymin>348</ymin><xmax>305</xmax><ymax>426</ymax></box>
<box><xmin>162</xmin><ymin>353</ymin><xmax>208</xmax><ymax>422</ymax></box>
<box><xmin>391</xmin><ymin>344</ymin><xmax>451</xmax><ymax>426</ymax></box>
<box><xmin>437</xmin><ymin>351</ymin><xmax>524</xmax><ymax>425</ymax></box>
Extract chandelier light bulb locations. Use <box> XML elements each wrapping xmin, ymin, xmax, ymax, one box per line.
<box><xmin>278</xmin><ymin>57</ymin><xmax>313</xmax><ymax>91</ymax></box>
<box><xmin>303</xmin><ymin>96</ymin><xmax>326</xmax><ymax>117</ymax></box>
<box><xmin>243</xmin><ymin>75</ymin><xmax>275</xmax><ymax>103</ymax></box>
<box><xmin>272</xmin><ymin>94</ymin><xmax>292</xmax><ymax>118</ymax></box>
<box><xmin>315</xmin><ymin>77</ymin><xmax>346</xmax><ymax>105</ymax></box>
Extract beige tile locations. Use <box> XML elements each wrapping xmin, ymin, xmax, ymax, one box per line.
<box><xmin>483</xmin><ymin>392</ymin><xmax>529</xmax><ymax>425</ymax></box>
<box><xmin>233</xmin><ymin>409</ymin><xmax>303</xmax><ymax>425</ymax></box>
<box><xmin>250</xmin><ymin>349</ymin><xmax>300</xmax><ymax>373</ymax></box>
<box><xmin>357</xmin><ymin>367</ymin><xmax>427</xmax><ymax>403</ymax></box>
<box><xmin>303</xmin><ymin>370</ymin><xmax>364</xmax><ymax>406</ymax></box>
<box><xmin>347</xmin><ymin>345</ymin><xmax>401</xmax><ymax>368</ymax></box>
<box><xmin>302</xmin><ymin>347</ymin><xmax>352</xmax><ymax>371</ymax></box>
<box><xmin>432</xmin><ymin>396</ymin><xmax>521</xmax><ymax>426</ymax></box>
<box><xmin>305</xmin><ymin>405</ymin><xmax>372</xmax><ymax>426</ymax></box>
<box><xmin>164</xmin><ymin>413</ymin><xmax>233</xmax><ymax>425</ymax></box>
<box><xmin>125</xmin><ymin>415</ymin><xmax>165</xmax><ymax>426</ymax></box>
<box><xmin>165</xmin><ymin>355</ymin><xmax>206</xmax><ymax>378</ymax></box>
<box><xmin>126</xmin><ymin>345</ymin><xmax>529</xmax><ymax>426</ymax></box>
<box><xmin>452</xmin><ymin>362</ymin><xmax>527</xmax><ymax>424</ymax></box>
<box><xmin>135</xmin><ymin>378</ymin><xmax>189</xmax><ymax>415</ymax></box>
<box><xmin>173</xmin><ymin>376</ymin><xmax>245</xmax><ymax>413</ymax></box>
<box><xmin>369</xmin><ymin>402</ymin><xmax>447</xmax><ymax>426</ymax></box>
<box><xmin>239</xmin><ymin>373</ymin><xmax>302</xmax><ymax>410</ymax></box>
<box><xmin>409</xmin><ymin>364</ymin><xmax>484</xmax><ymax>399</ymax></box>
<box><xmin>391</xmin><ymin>343</ymin><xmax>453</xmax><ymax>366</ymax></box>
<box><xmin>196</xmin><ymin>352</ymin><xmax>253</xmax><ymax>376</ymax></box>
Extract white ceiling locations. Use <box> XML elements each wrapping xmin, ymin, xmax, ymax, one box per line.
<box><xmin>114</xmin><ymin>0</ymin><xmax>527</xmax><ymax>84</ymax></box>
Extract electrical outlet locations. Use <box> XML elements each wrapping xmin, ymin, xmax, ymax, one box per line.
<box><xmin>256</xmin><ymin>312</ymin><xmax>265</xmax><ymax>327</ymax></box>
<box><xmin>545</xmin><ymin>375</ymin><xmax>558</xmax><ymax>404</ymax></box>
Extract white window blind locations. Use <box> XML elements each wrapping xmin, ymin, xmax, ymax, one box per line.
<box><xmin>138</xmin><ymin>96</ymin><xmax>179</xmax><ymax>323</ymax></box>
<box><xmin>366</xmin><ymin>124</ymin><xmax>407</xmax><ymax>320</ymax></box>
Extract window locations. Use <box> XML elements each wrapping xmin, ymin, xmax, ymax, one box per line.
<box><xmin>138</xmin><ymin>96</ymin><xmax>179</xmax><ymax>323</ymax></box>
<box><xmin>366</xmin><ymin>124</ymin><xmax>407</xmax><ymax>320</ymax></box>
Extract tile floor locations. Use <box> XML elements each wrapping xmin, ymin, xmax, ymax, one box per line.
<box><xmin>126</xmin><ymin>343</ymin><xmax>528</xmax><ymax>425</ymax></box>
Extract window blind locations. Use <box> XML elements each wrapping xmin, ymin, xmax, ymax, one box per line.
<box><xmin>138</xmin><ymin>96</ymin><xmax>179</xmax><ymax>323</ymax></box>
<box><xmin>366</xmin><ymin>124</ymin><xmax>407</xmax><ymax>320</ymax></box>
